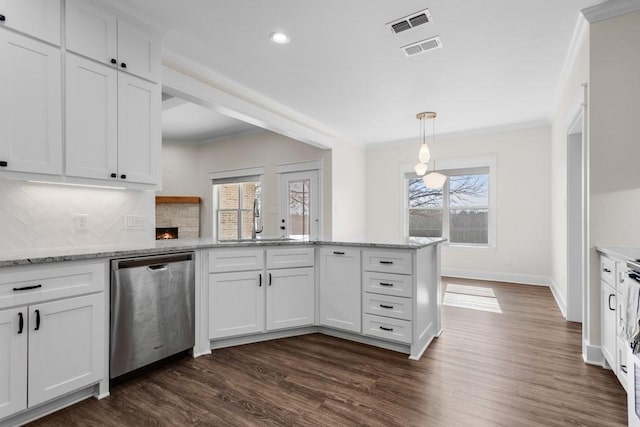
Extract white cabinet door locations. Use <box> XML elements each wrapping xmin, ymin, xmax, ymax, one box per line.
<box><xmin>65</xmin><ymin>53</ymin><xmax>118</xmax><ymax>181</ymax></box>
<box><xmin>0</xmin><ymin>307</ymin><xmax>27</xmax><ymax>420</ymax></box>
<box><xmin>117</xmin><ymin>19</ymin><xmax>159</xmax><ymax>82</ymax></box>
<box><xmin>0</xmin><ymin>0</ymin><xmax>61</xmax><ymax>45</ymax></box>
<box><xmin>602</xmin><ymin>282</ymin><xmax>617</xmax><ymax>369</ymax></box>
<box><xmin>319</xmin><ymin>248</ymin><xmax>361</xmax><ymax>333</ymax></box>
<box><xmin>0</xmin><ymin>30</ymin><xmax>61</xmax><ymax>176</ymax></box>
<box><xmin>117</xmin><ymin>73</ymin><xmax>160</xmax><ymax>184</ymax></box>
<box><xmin>65</xmin><ymin>0</ymin><xmax>116</xmax><ymax>64</ymax></box>
<box><xmin>209</xmin><ymin>271</ymin><xmax>265</xmax><ymax>339</ymax></box>
<box><xmin>266</xmin><ymin>267</ymin><xmax>314</xmax><ymax>331</ymax></box>
<box><xmin>27</xmin><ymin>293</ymin><xmax>104</xmax><ymax>407</ymax></box>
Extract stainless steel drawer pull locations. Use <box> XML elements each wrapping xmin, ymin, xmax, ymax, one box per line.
<box><xmin>379</xmin><ymin>304</ymin><xmax>394</xmax><ymax>309</ymax></box>
<box><xmin>379</xmin><ymin>282</ymin><xmax>394</xmax><ymax>287</ymax></box>
<box><xmin>13</xmin><ymin>284</ymin><xmax>42</xmax><ymax>291</ymax></box>
<box><xmin>379</xmin><ymin>326</ymin><xmax>394</xmax><ymax>332</ymax></box>
<box><xmin>379</xmin><ymin>261</ymin><xmax>394</xmax><ymax>265</ymax></box>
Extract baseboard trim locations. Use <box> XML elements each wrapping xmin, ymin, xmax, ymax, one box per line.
<box><xmin>583</xmin><ymin>339</ymin><xmax>605</xmax><ymax>366</ymax></box>
<box><xmin>442</xmin><ymin>268</ymin><xmax>550</xmax><ymax>287</ymax></box>
<box><xmin>549</xmin><ymin>278</ymin><xmax>568</xmax><ymax>319</ymax></box>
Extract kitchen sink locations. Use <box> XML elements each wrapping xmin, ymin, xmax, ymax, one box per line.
<box><xmin>217</xmin><ymin>237</ymin><xmax>297</xmax><ymax>243</ymax></box>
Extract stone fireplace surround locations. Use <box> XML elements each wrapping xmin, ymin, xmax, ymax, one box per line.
<box><xmin>155</xmin><ymin>196</ymin><xmax>200</xmax><ymax>239</ymax></box>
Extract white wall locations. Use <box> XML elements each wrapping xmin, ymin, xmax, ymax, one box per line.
<box><xmin>0</xmin><ymin>181</ymin><xmax>154</xmax><ymax>257</ymax></box>
<box><xmin>366</xmin><ymin>126</ymin><xmax>552</xmax><ymax>284</ymax></box>
<box><xmin>587</xmin><ymin>10</ymin><xmax>640</xmax><ymax>346</ymax></box>
<box><xmin>331</xmin><ymin>142</ymin><xmax>367</xmax><ymax>240</ymax></box>
<box><xmin>549</xmin><ymin>21</ymin><xmax>589</xmax><ymax>317</ymax></box>
<box><xmin>161</xmin><ymin>130</ymin><xmax>332</xmax><ymax>239</ymax></box>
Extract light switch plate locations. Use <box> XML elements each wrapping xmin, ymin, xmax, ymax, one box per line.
<box><xmin>124</xmin><ymin>215</ymin><xmax>146</xmax><ymax>230</ymax></box>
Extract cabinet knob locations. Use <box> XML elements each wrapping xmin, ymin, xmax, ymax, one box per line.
<box><xmin>120</xmin><ymin>174</ymin><xmax>126</xmax><ymax>180</ymax></box>
<box><xmin>120</xmin><ymin>62</ymin><xmax>127</xmax><ymax>69</ymax></box>
<box><xmin>0</xmin><ymin>15</ymin><xmax>5</xmax><ymax>22</ymax></box>
<box><xmin>0</xmin><ymin>160</ymin><xmax>7</xmax><ymax>167</ymax></box>
<box><xmin>110</xmin><ymin>58</ymin><xmax>117</xmax><ymax>65</ymax></box>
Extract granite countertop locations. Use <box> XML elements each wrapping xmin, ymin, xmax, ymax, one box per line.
<box><xmin>596</xmin><ymin>246</ymin><xmax>640</xmax><ymax>262</ymax></box>
<box><xmin>0</xmin><ymin>236</ymin><xmax>446</xmax><ymax>268</ymax></box>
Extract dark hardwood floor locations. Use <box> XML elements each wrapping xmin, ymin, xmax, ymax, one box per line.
<box><xmin>30</xmin><ymin>278</ymin><xmax>627</xmax><ymax>426</ymax></box>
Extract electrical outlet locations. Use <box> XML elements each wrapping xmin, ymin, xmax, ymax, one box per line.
<box><xmin>74</xmin><ymin>214</ymin><xmax>88</xmax><ymax>231</ymax></box>
<box><xmin>124</xmin><ymin>215</ymin><xmax>146</xmax><ymax>230</ymax></box>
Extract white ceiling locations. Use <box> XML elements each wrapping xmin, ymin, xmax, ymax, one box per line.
<box><xmin>110</xmin><ymin>0</ymin><xmax>603</xmax><ymax>145</ymax></box>
<box><xmin>162</xmin><ymin>95</ymin><xmax>256</xmax><ymax>142</ymax></box>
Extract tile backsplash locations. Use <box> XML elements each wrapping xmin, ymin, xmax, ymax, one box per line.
<box><xmin>0</xmin><ymin>181</ymin><xmax>155</xmax><ymax>256</ymax></box>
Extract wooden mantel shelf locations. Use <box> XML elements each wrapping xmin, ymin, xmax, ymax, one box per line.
<box><xmin>155</xmin><ymin>196</ymin><xmax>200</xmax><ymax>204</ymax></box>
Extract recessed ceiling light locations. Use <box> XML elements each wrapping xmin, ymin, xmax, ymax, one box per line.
<box><xmin>269</xmin><ymin>32</ymin><xmax>290</xmax><ymax>44</ymax></box>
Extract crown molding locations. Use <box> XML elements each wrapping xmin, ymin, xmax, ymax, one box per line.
<box><xmin>162</xmin><ymin>50</ymin><xmax>359</xmax><ymax>149</ymax></box>
<box><xmin>550</xmin><ymin>14</ymin><xmax>589</xmax><ymax>117</ymax></box>
<box><xmin>582</xmin><ymin>0</ymin><xmax>640</xmax><ymax>23</ymax></box>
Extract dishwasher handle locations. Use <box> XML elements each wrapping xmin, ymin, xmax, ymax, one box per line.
<box><xmin>147</xmin><ymin>264</ymin><xmax>169</xmax><ymax>272</ymax></box>
<box><xmin>113</xmin><ymin>252</ymin><xmax>194</xmax><ymax>270</ymax></box>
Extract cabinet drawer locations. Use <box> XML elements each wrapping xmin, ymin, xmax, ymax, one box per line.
<box><xmin>362</xmin><ymin>250</ymin><xmax>412</xmax><ymax>275</ymax></box>
<box><xmin>363</xmin><ymin>293</ymin><xmax>412</xmax><ymax>321</ymax></box>
<box><xmin>266</xmin><ymin>247</ymin><xmax>314</xmax><ymax>269</ymax></box>
<box><xmin>362</xmin><ymin>314</ymin><xmax>412</xmax><ymax>344</ymax></box>
<box><xmin>209</xmin><ymin>249</ymin><xmax>264</xmax><ymax>273</ymax></box>
<box><xmin>0</xmin><ymin>262</ymin><xmax>104</xmax><ymax>309</ymax></box>
<box><xmin>600</xmin><ymin>256</ymin><xmax>616</xmax><ymax>286</ymax></box>
<box><xmin>363</xmin><ymin>272</ymin><xmax>413</xmax><ymax>298</ymax></box>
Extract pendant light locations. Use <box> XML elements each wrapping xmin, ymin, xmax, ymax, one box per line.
<box><xmin>415</xmin><ymin>111</ymin><xmax>446</xmax><ymax>189</ymax></box>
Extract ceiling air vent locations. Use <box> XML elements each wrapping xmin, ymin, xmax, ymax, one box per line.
<box><xmin>387</xmin><ymin>9</ymin><xmax>432</xmax><ymax>34</ymax></box>
<box><xmin>401</xmin><ymin>36</ymin><xmax>443</xmax><ymax>57</ymax></box>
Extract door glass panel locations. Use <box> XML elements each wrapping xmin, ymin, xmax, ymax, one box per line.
<box><xmin>288</xmin><ymin>179</ymin><xmax>310</xmax><ymax>239</ymax></box>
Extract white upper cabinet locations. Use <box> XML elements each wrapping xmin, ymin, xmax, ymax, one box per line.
<box><xmin>66</xmin><ymin>0</ymin><xmax>159</xmax><ymax>82</ymax></box>
<box><xmin>117</xmin><ymin>72</ymin><xmax>160</xmax><ymax>184</ymax></box>
<box><xmin>0</xmin><ymin>30</ymin><xmax>62</xmax><ymax>176</ymax></box>
<box><xmin>65</xmin><ymin>53</ymin><xmax>118</xmax><ymax>181</ymax></box>
<box><xmin>0</xmin><ymin>0</ymin><xmax>61</xmax><ymax>45</ymax></box>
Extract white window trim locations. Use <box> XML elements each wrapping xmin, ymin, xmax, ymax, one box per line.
<box><xmin>400</xmin><ymin>155</ymin><xmax>497</xmax><ymax>249</ymax></box>
<box><xmin>211</xmin><ymin>167</ymin><xmax>265</xmax><ymax>240</ymax></box>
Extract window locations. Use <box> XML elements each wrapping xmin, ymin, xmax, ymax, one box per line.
<box><xmin>407</xmin><ymin>165</ymin><xmax>492</xmax><ymax>246</ymax></box>
<box><xmin>210</xmin><ymin>168</ymin><xmax>263</xmax><ymax>240</ymax></box>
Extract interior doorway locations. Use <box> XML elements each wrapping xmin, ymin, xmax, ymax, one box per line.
<box><xmin>566</xmin><ymin>106</ymin><xmax>586</xmax><ymax>323</ymax></box>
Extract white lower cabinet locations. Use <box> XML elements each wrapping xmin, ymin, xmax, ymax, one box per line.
<box><xmin>0</xmin><ymin>293</ymin><xmax>104</xmax><ymax>420</ymax></box>
<box><xmin>266</xmin><ymin>267</ymin><xmax>314</xmax><ymax>331</ymax></box>
<box><xmin>209</xmin><ymin>271</ymin><xmax>264</xmax><ymax>339</ymax></box>
<box><xmin>602</xmin><ymin>281</ymin><xmax>617</xmax><ymax>369</ymax></box>
<box><xmin>0</xmin><ymin>307</ymin><xmax>27</xmax><ymax>420</ymax></box>
<box><xmin>28</xmin><ymin>294</ymin><xmax>104</xmax><ymax>407</ymax></box>
<box><xmin>0</xmin><ymin>262</ymin><xmax>105</xmax><ymax>422</ymax></box>
<box><xmin>208</xmin><ymin>248</ymin><xmax>315</xmax><ymax>340</ymax></box>
<box><xmin>318</xmin><ymin>247</ymin><xmax>361</xmax><ymax>333</ymax></box>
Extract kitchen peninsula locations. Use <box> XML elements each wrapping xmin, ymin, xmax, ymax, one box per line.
<box><xmin>0</xmin><ymin>237</ymin><xmax>443</xmax><ymax>426</ymax></box>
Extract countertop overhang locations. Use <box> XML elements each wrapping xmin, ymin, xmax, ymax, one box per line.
<box><xmin>0</xmin><ymin>237</ymin><xmax>446</xmax><ymax>268</ymax></box>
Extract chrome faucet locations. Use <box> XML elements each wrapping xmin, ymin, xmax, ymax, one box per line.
<box><xmin>251</xmin><ymin>198</ymin><xmax>263</xmax><ymax>239</ymax></box>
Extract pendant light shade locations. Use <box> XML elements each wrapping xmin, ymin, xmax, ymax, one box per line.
<box><xmin>414</xmin><ymin>162</ymin><xmax>428</xmax><ymax>176</ymax></box>
<box><xmin>423</xmin><ymin>171</ymin><xmax>447</xmax><ymax>189</ymax></box>
<box><xmin>418</xmin><ymin>144</ymin><xmax>431</xmax><ymax>163</ymax></box>
<box><xmin>416</xmin><ymin>111</ymin><xmax>446</xmax><ymax>189</ymax></box>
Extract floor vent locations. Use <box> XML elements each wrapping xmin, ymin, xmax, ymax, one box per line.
<box><xmin>388</xmin><ymin>9</ymin><xmax>432</xmax><ymax>34</ymax></box>
<box><xmin>401</xmin><ymin>36</ymin><xmax>443</xmax><ymax>57</ymax></box>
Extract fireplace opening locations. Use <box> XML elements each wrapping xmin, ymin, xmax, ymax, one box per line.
<box><xmin>156</xmin><ymin>227</ymin><xmax>179</xmax><ymax>240</ymax></box>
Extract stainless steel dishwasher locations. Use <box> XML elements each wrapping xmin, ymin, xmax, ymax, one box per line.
<box><xmin>110</xmin><ymin>252</ymin><xmax>195</xmax><ymax>379</ymax></box>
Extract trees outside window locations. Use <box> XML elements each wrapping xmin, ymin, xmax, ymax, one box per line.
<box><xmin>408</xmin><ymin>170</ymin><xmax>489</xmax><ymax>245</ymax></box>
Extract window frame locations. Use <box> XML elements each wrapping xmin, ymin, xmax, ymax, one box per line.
<box><xmin>401</xmin><ymin>156</ymin><xmax>496</xmax><ymax>249</ymax></box>
<box><xmin>210</xmin><ymin>167</ymin><xmax>264</xmax><ymax>241</ymax></box>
